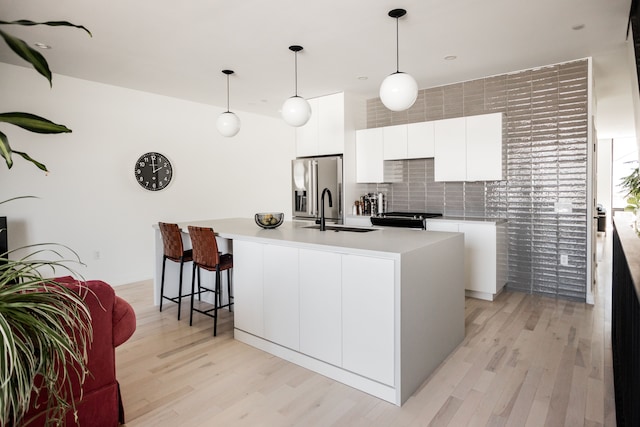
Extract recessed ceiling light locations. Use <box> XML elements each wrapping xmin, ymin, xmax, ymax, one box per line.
<box><xmin>357</xmin><ymin>76</ymin><xmax>368</xmax><ymax>81</ymax></box>
<box><xmin>34</xmin><ymin>42</ymin><xmax>51</xmax><ymax>49</ymax></box>
<box><xmin>572</xmin><ymin>24</ymin><xmax>585</xmax><ymax>30</ymax></box>
<box><xmin>444</xmin><ymin>55</ymin><xmax>457</xmax><ymax>61</ymax></box>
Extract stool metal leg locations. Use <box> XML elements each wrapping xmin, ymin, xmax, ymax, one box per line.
<box><xmin>189</xmin><ymin>263</ymin><xmax>197</xmax><ymax>326</ymax></box>
<box><xmin>214</xmin><ymin>266</ymin><xmax>220</xmax><ymax>336</ymax></box>
<box><xmin>160</xmin><ymin>256</ymin><xmax>167</xmax><ymax>312</ymax></box>
<box><xmin>177</xmin><ymin>257</ymin><xmax>185</xmax><ymax>320</ymax></box>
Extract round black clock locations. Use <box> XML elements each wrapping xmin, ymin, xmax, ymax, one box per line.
<box><xmin>134</xmin><ymin>152</ymin><xmax>173</xmax><ymax>191</ymax></box>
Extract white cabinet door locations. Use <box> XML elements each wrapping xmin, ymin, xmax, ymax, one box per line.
<box><xmin>459</xmin><ymin>223</ymin><xmax>497</xmax><ymax>294</ymax></box>
<box><xmin>383</xmin><ymin>124</ymin><xmax>408</xmax><ymax>160</ymax></box>
<box><xmin>318</xmin><ymin>93</ymin><xmax>345</xmax><ymax>155</ymax></box>
<box><xmin>407</xmin><ymin>121</ymin><xmax>435</xmax><ymax>159</ymax></box>
<box><xmin>233</xmin><ymin>240</ymin><xmax>265</xmax><ymax>337</ymax></box>
<box><xmin>295</xmin><ymin>98</ymin><xmax>320</xmax><ymax>158</ymax></box>
<box><xmin>299</xmin><ymin>249</ymin><xmax>342</xmax><ymax>366</ymax></box>
<box><xmin>466</xmin><ymin>113</ymin><xmax>503</xmax><ymax>181</ymax></box>
<box><xmin>263</xmin><ymin>244</ymin><xmax>300</xmax><ymax>350</ymax></box>
<box><xmin>342</xmin><ymin>254</ymin><xmax>395</xmax><ymax>386</ymax></box>
<box><xmin>356</xmin><ymin>128</ymin><xmax>384</xmax><ymax>183</ymax></box>
<box><xmin>434</xmin><ymin>117</ymin><xmax>466</xmax><ymax>181</ymax></box>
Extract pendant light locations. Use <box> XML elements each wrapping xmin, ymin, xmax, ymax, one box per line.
<box><xmin>216</xmin><ymin>69</ymin><xmax>241</xmax><ymax>137</ymax></box>
<box><xmin>282</xmin><ymin>45</ymin><xmax>311</xmax><ymax>127</ymax></box>
<box><xmin>379</xmin><ymin>8</ymin><xmax>418</xmax><ymax>112</ymax></box>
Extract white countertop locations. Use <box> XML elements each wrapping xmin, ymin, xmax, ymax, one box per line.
<box><xmin>168</xmin><ymin>218</ymin><xmax>462</xmax><ymax>257</ymax></box>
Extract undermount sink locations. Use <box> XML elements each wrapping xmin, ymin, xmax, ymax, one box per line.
<box><xmin>302</xmin><ymin>225</ymin><xmax>378</xmax><ymax>233</ymax></box>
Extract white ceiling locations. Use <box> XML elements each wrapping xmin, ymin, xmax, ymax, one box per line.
<box><xmin>0</xmin><ymin>0</ymin><xmax>636</xmax><ymax>137</ymax></box>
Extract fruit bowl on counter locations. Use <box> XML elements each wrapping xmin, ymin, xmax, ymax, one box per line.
<box><xmin>255</xmin><ymin>212</ymin><xmax>284</xmax><ymax>229</ymax></box>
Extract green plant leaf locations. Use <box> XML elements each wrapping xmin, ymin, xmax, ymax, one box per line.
<box><xmin>0</xmin><ymin>236</ymin><xmax>91</xmax><ymax>426</ymax></box>
<box><xmin>627</xmin><ymin>197</ymin><xmax>637</xmax><ymax>205</ymax></box>
<box><xmin>12</xmin><ymin>151</ymin><xmax>48</xmax><ymax>172</ymax></box>
<box><xmin>0</xmin><ymin>113</ymin><xmax>71</xmax><ymax>134</ymax></box>
<box><xmin>0</xmin><ymin>131</ymin><xmax>13</xmax><ymax>169</ymax></box>
<box><xmin>0</xmin><ymin>20</ymin><xmax>92</xmax><ymax>37</ymax></box>
<box><xmin>624</xmin><ymin>205</ymin><xmax>636</xmax><ymax>212</ymax></box>
<box><xmin>0</xmin><ymin>29</ymin><xmax>52</xmax><ymax>86</ymax></box>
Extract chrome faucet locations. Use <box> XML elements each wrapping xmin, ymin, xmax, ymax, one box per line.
<box><xmin>320</xmin><ymin>188</ymin><xmax>333</xmax><ymax>231</ymax></box>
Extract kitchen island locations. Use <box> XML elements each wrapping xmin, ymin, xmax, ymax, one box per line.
<box><xmin>153</xmin><ymin>218</ymin><xmax>464</xmax><ymax>406</ymax></box>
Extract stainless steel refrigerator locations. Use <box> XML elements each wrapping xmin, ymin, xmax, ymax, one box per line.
<box><xmin>292</xmin><ymin>156</ymin><xmax>343</xmax><ymax>223</ymax></box>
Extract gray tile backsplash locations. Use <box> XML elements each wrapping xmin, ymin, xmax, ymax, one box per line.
<box><xmin>358</xmin><ymin>59</ymin><xmax>589</xmax><ymax>300</ymax></box>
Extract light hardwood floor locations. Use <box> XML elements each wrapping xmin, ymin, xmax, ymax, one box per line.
<box><xmin>116</xmin><ymin>233</ymin><xmax>616</xmax><ymax>426</ymax></box>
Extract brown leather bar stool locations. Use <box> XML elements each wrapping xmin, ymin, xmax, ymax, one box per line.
<box><xmin>158</xmin><ymin>222</ymin><xmax>193</xmax><ymax>320</ymax></box>
<box><xmin>187</xmin><ymin>225</ymin><xmax>233</xmax><ymax>336</ymax></box>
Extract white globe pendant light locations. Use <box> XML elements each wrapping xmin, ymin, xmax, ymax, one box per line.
<box><xmin>216</xmin><ymin>69</ymin><xmax>240</xmax><ymax>137</ymax></box>
<box><xmin>282</xmin><ymin>45</ymin><xmax>311</xmax><ymax>127</ymax></box>
<box><xmin>379</xmin><ymin>9</ymin><xmax>418</xmax><ymax>112</ymax></box>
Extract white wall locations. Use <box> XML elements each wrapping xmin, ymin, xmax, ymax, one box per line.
<box><xmin>0</xmin><ymin>62</ymin><xmax>295</xmax><ymax>285</ymax></box>
<box><xmin>597</xmin><ymin>138</ymin><xmax>612</xmax><ymax>215</ymax></box>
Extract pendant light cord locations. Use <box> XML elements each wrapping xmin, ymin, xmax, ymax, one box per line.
<box><xmin>226</xmin><ymin>73</ymin><xmax>230</xmax><ymax>112</ymax></box>
<box><xmin>395</xmin><ymin>16</ymin><xmax>400</xmax><ymax>73</ymax></box>
<box><xmin>294</xmin><ymin>50</ymin><xmax>299</xmax><ymax>96</ymax></box>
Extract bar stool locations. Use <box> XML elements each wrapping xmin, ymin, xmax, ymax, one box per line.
<box><xmin>158</xmin><ymin>222</ymin><xmax>193</xmax><ymax>320</ymax></box>
<box><xmin>187</xmin><ymin>225</ymin><xmax>233</xmax><ymax>336</ymax></box>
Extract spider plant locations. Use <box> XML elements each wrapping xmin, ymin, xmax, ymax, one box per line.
<box><xmin>0</xmin><ymin>242</ymin><xmax>92</xmax><ymax>426</ymax></box>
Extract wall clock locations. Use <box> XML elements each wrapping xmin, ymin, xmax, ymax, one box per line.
<box><xmin>134</xmin><ymin>152</ymin><xmax>173</xmax><ymax>191</ymax></box>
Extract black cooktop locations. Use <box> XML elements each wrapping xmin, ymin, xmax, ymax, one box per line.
<box><xmin>375</xmin><ymin>212</ymin><xmax>443</xmax><ymax>219</ymax></box>
<box><xmin>371</xmin><ymin>212</ymin><xmax>442</xmax><ymax>229</ymax></box>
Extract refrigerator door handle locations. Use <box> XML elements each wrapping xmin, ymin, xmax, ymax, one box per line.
<box><xmin>311</xmin><ymin>160</ymin><xmax>318</xmax><ymax>216</ymax></box>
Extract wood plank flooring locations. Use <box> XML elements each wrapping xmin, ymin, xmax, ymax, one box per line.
<box><xmin>116</xmin><ymin>233</ymin><xmax>616</xmax><ymax>426</ymax></box>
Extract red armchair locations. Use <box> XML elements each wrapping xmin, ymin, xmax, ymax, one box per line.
<box><xmin>23</xmin><ymin>277</ymin><xmax>136</xmax><ymax>426</ymax></box>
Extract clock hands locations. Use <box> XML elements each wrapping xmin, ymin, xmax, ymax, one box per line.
<box><xmin>150</xmin><ymin>156</ymin><xmax>164</xmax><ymax>173</ymax></box>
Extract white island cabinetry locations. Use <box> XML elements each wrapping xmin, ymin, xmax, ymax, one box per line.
<box><xmin>299</xmin><ymin>248</ymin><xmax>342</xmax><ymax>366</ymax></box>
<box><xmin>232</xmin><ymin>240</ymin><xmax>264</xmax><ymax>337</ymax></box>
<box><xmin>263</xmin><ymin>244</ymin><xmax>299</xmax><ymax>350</ymax></box>
<box><xmin>342</xmin><ymin>254</ymin><xmax>395</xmax><ymax>386</ymax></box>
<box><xmin>154</xmin><ymin>218</ymin><xmax>464</xmax><ymax>406</ymax></box>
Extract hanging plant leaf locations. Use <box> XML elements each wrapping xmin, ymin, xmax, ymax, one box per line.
<box><xmin>0</xmin><ymin>113</ymin><xmax>71</xmax><ymax>134</ymax></box>
<box><xmin>0</xmin><ymin>20</ymin><xmax>92</xmax><ymax>37</ymax></box>
<box><xmin>12</xmin><ymin>150</ymin><xmax>47</xmax><ymax>172</ymax></box>
<box><xmin>0</xmin><ymin>29</ymin><xmax>51</xmax><ymax>85</ymax></box>
<box><xmin>0</xmin><ymin>131</ymin><xmax>13</xmax><ymax>169</ymax></box>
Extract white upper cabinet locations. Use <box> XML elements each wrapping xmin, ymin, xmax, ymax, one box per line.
<box><xmin>383</xmin><ymin>124</ymin><xmax>408</xmax><ymax>160</ymax></box>
<box><xmin>356</xmin><ymin>128</ymin><xmax>384</xmax><ymax>183</ymax></box>
<box><xmin>407</xmin><ymin>121</ymin><xmax>435</xmax><ymax>159</ymax></box>
<box><xmin>434</xmin><ymin>113</ymin><xmax>504</xmax><ymax>182</ymax></box>
<box><xmin>466</xmin><ymin>113</ymin><xmax>503</xmax><ymax>181</ymax></box>
<box><xmin>295</xmin><ymin>98</ymin><xmax>320</xmax><ymax>158</ymax></box>
<box><xmin>295</xmin><ymin>93</ymin><xmax>345</xmax><ymax>157</ymax></box>
<box><xmin>356</xmin><ymin>112</ymin><xmax>503</xmax><ymax>183</ymax></box>
<box><xmin>318</xmin><ymin>93</ymin><xmax>345</xmax><ymax>155</ymax></box>
<box><xmin>382</xmin><ymin>122</ymin><xmax>435</xmax><ymax>160</ymax></box>
<box><xmin>434</xmin><ymin>117</ymin><xmax>467</xmax><ymax>182</ymax></box>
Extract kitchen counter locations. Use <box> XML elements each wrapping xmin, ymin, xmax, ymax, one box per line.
<box><xmin>174</xmin><ymin>218</ymin><xmax>459</xmax><ymax>256</ymax></box>
<box><xmin>153</xmin><ymin>217</ymin><xmax>465</xmax><ymax>406</ymax></box>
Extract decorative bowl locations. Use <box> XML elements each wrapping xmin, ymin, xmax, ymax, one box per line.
<box><xmin>255</xmin><ymin>212</ymin><xmax>284</xmax><ymax>229</ymax></box>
